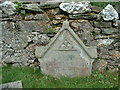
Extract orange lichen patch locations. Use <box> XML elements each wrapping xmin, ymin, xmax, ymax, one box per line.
<box><xmin>111</xmin><ymin>53</ymin><xmax>120</xmax><ymax>58</ymax></box>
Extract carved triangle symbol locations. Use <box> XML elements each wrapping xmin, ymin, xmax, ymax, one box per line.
<box><xmin>58</xmin><ymin>39</ymin><xmax>76</xmax><ymax>51</ymax></box>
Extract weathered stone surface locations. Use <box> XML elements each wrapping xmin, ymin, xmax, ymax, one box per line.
<box><xmin>3</xmin><ymin>50</ymin><xmax>35</xmax><ymax>65</ymax></box>
<box><xmin>113</xmin><ymin>20</ymin><xmax>119</xmax><ymax>27</ymax></box>
<box><xmin>46</xmin><ymin>8</ymin><xmax>61</xmax><ymax>15</ymax></box>
<box><xmin>109</xmin><ymin>50</ymin><xmax>120</xmax><ymax>59</ymax></box>
<box><xmin>108</xmin><ymin>67</ymin><xmax>119</xmax><ymax>73</ymax></box>
<box><xmin>102</xmin><ymin>28</ymin><xmax>118</xmax><ymax>34</ymax></box>
<box><xmin>25</xmin><ymin>13</ymin><xmax>50</xmax><ymax>21</ymax></box>
<box><xmin>91</xmin><ymin>6</ymin><xmax>102</xmax><ymax>13</ymax></box>
<box><xmin>93</xmin><ymin>28</ymin><xmax>101</xmax><ymax>34</ymax></box>
<box><xmin>95</xmin><ymin>34</ymin><xmax>118</xmax><ymax>39</ymax></box>
<box><xmin>12</xmin><ymin>63</ymin><xmax>21</xmax><ymax>67</ymax></box>
<box><xmin>25</xmin><ymin>14</ymin><xmax>34</xmax><ymax>20</ymax></box>
<box><xmin>51</xmin><ymin>20</ymin><xmax>63</xmax><ymax>25</ymax></box>
<box><xmin>69</xmin><ymin>14</ymin><xmax>97</xmax><ymax>20</ymax></box>
<box><xmin>27</xmin><ymin>33</ymin><xmax>50</xmax><ymax>45</ymax></box>
<box><xmin>39</xmin><ymin>2</ymin><xmax>60</xmax><ymax>9</ymax></box>
<box><xmin>70</xmin><ymin>20</ymin><xmax>93</xmax><ymax>32</ymax></box>
<box><xmin>0</xmin><ymin>1</ymin><xmax>17</xmax><ymax>15</ymax></box>
<box><xmin>59</xmin><ymin>1</ymin><xmax>91</xmax><ymax>14</ymax></box>
<box><xmin>23</xmin><ymin>4</ymin><xmax>44</xmax><ymax>13</ymax></box>
<box><xmin>54</xmin><ymin>14</ymin><xmax>68</xmax><ymax>20</ymax></box>
<box><xmin>101</xmin><ymin>4</ymin><xmax>119</xmax><ymax>21</ymax></box>
<box><xmin>0</xmin><ymin>80</ymin><xmax>22</xmax><ymax>89</ymax></box>
<box><xmin>93</xmin><ymin>60</ymin><xmax>107</xmax><ymax>72</ymax></box>
<box><xmin>70</xmin><ymin>20</ymin><xmax>95</xmax><ymax>46</ymax></box>
<box><xmin>13</xmin><ymin>14</ymin><xmax>24</xmax><ymax>21</ymax></box>
<box><xmin>97</xmin><ymin>39</ymin><xmax>114</xmax><ymax>46</ymax></box>
<box><xmin>2</xmin><ymin>21</ymin><xmax>36</xmax><ymax>66</ymax></box>
<box><xmin>16</xmin><ymin>21</ymin><xmax>49</xmax><ymax>33</ymax></box>
<box><xmin>34</xmin><ymin>14</ymin><xmax>50</xmax><ymax>21</ymax></box>
<box><xmin>94</xmin><ymin>21</ymin><xmax>112</xmax><ymax>28</ymax></box>
<box><xmin>35</xmin><ymin>20</ymin><xmax>97</xmax><ymax>77</ymax></box>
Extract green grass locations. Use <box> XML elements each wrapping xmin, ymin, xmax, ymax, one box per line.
<box><xmin>2</xmin><ymin>65</ymin><xmax>119</xmax><ymax>88</ymax></box>
<box><xmin>90</xmin><ymin>2</ymin><xmax>118</xmax><ymax>9</ymax></box>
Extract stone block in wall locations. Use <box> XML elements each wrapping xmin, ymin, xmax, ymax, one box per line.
<box><xmin>113</xmin><ymin>20</ymin><xmax>119</xmax><ymax>27</ymax></box>
<box><xmin>70</xmin><ymin>20</ymin><xmax>94</xmax><ymax>32</ymax></box>
<box><xmin>54</xmin><ymin>14</ymin><xmax>68</xmax><ymax>20</ymax></box>
<box><xmin>69</xmin><ymin>14</ymin><xmax>97</xmax><ymax>20</ymax></box>
<box><xmin>98</xmin><ymin>47</ymin><xmax>120</xmax><ymax>60</ymax></box>
<box><xmin>94</xmin><ymin>21</ymin><xmax>112</xmax><ymax>28</ymax></box>
<box><xmin>97</xmin><ymin>39</ymin><xmax>114</xmax><ymax>46</ymax></box>
<box><xmin>102</xmin><ymin>28</ymin><xmax>118</xmax><ymax>35</ymax></box>
<box><xmin>94</xmin><ymin>35</ymin><xmax>118</xmax><ymax>39</ymax></box>
<box><xmin>16</xmin><ymin>21</ymin><xmax>49</xmax><ymax>33</ymax></box>
<box><xmin>109</xmin><ymin>50</ymin><xmax>120</xmax><ymax>59</ymax></box>
<box><xmin>70</xmin><ymin>20</ymin><xmax>96</xmax><ymax>46</ymax></box>
<box><xmin>34</xmin><ymin>14</ymin><xmax>50</xmax><ymax>21</ymax></box>
<box><xmin>27</xmin><ymin>33</ymin><xmax>50</xmax><ymax>45</ymax></box>
<box><xmin>93</xmin><ymin>60</ymin><xmax>107</xmax><ymax>72</ymax></box>
<box><xmin>93</xmin><ymin>28</ymin><xmax>101</xmax><ymax>34</ymax></box>
<box><xmin>25</xmin><ymin>14</ymin><xmax>34</xmax><ymax>20</ymax></box>
<box><xmin>23</xmin><ymin>4</ymin><xmax>44</xmax><ymax>13</ymax></box>
<box><xmin>3</xmin><ymin>49</ymin><xmax>35</xmax><ymax>66</ymax></box>
<box><xmin>90</xmin><ymin>6</ymin><xmax>102</xmax><ymax>13</ymax></box>
<box><xmin>39</xmin><ymin>2</ymin><xmax>60</xmax><ymax>9</ymax></box>
<box><xmin>13</xmin><ymin>14</ymin><xmax>24</xmax><ymax>21</ymax></box>
<box><xmin>46</xmin><ymin>8</ymin><xmax>62</xmax><ymax>15</ymax></box>
<box><xmin>25</xmin><ymin>13</ymin><xmax>50</xmax><ymax>21</ymax></box>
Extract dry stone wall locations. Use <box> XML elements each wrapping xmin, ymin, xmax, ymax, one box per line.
<box><xmin>0</xmin><ymin>1</ymin><xmax>120</xmax><ymax>72</ymax></box>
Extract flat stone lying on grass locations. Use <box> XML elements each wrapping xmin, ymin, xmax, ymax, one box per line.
<box><xmin>0</xmin><ymin>80</ymin><xmax>22</xmax><ymax>89</ymax></box>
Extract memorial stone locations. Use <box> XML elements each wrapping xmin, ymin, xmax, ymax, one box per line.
<box><xmin>35</xmin><ymin>20</ymin><xmax>97</xmax><ymax>77</ymax></box>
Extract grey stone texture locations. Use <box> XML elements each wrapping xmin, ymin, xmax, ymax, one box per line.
<box><xmin>93</xmin><ymin>60</ymin><xmax>107</xmax><ymax>72</ymax></box>
<box><xmin>0</xmin><ymin>1</ymin><xmax>17</xmax><ymax>16</ymax></box>
<box><xmin>59</xmin><ymin>1</ymin><xmax>91</xmax><ymax>14</ymax></box>
<box><xmin>23</xmin><ymin>4</ymin><xmax>44</xmax><ymax>13</ymax></box>
<box><xmin>94</xmin><ymin>21</ymin><xmax>112</xmax><ymax>28</ymax></box>
<box><xmin>16</xmin><ymin>21</ymin><xmax>49</xmax><ymax>33</ymax></box>
<box><xmin>70</xmin><ymin>20</ymin><xmax>96</xmax><ymax>46</ymax></box>
<box><xmin>101</xmin><ymin>4</ymin><xmax>119</xmax><ymax>21</ymax></box>
<box><xmin>0</xmin><ymin>80</ymin><xmax>22</xmax><ymax>89</ymax></box>
<box><xmin>35</xmin><ymin>21</ymin><xmax>97</xmax><ymax>77</ymax></box>
<box><xmin>1</xmin><ymin>1</ymin><xmax>119</xmax><ymax>74</ymax></box>
<box><xmin>1</xmin><ymin>13</ymin><xmax>52</xmax><ymax>66</ymax></box>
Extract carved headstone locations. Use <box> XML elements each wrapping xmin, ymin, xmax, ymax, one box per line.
<box><xmin>35</xmin><ymin>20</ymin><xmax>97</xmax><ymax>77</ymax></box>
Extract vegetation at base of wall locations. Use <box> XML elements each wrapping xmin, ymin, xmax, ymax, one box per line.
<box><xmin>90</xmin><ymin>2</ymin><xmax>118</xmax><ymax>9</ymax></box>
<box><xmin>2</xmin><ymin>66</ymin><xmax>119</xmax><ymax>88</ymax></box>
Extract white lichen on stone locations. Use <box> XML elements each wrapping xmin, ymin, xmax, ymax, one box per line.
<box><xmin>101</xmin><ymin>4</ymin><xmax>119</xmax><ymax>21</ymax></box>
<box><xmin>97</xmin><ymin>39</ymin><xmax>114</xmax><ymax>46</ymax></box>
<box><xmin>59</xmin><ymin>1</ymin><xmax>91</xmax><ymax>14</ymax></box>
<box><xmin>0</xmin><ymin>1</ymin><xmax>17</xmax><ymax>15</ymax></box>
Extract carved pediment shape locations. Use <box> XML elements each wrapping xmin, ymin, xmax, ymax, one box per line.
<box><xmin>35</xmin><ymin>20</ymin><xmax>97</xmax><ymax>59</ymax></box>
